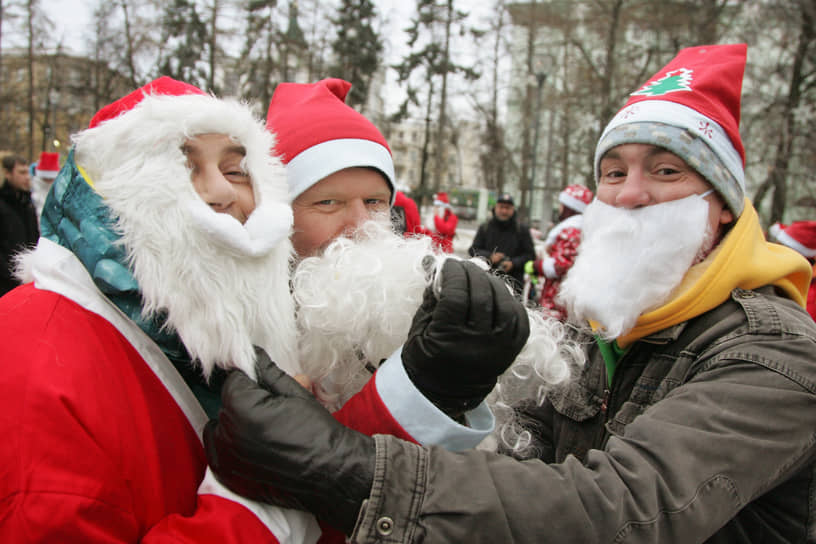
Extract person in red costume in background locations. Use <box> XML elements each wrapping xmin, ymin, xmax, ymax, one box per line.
<box><xmin>391</xmin><ymin>189</ymin><xmax>429</xmax><ymax>238</ymax></box>
<box><xmin>428</xmin><ymin>191</ymin><xmax>458</xmax><ymax>253</ymax></box>
<box><xmin>769</xmin><ymin>220</ymin><xmax>816</xmax><ymax>321</ymax></box>
<box><xmin>527</xmin><ymin>184</ymin><xmax>594</xmax><ymax>319</ymax></box>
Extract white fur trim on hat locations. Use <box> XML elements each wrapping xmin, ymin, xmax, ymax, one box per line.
<box><xmin>771</xmin><ymin>224</ymin><xmax>816</xmax><ymax>258</ymax></box>
<box><xmin>76</xmin><ymin>92</ymin><xmax>290</xmax><ymax>217</ymax></box>
<box><xmin>286</xmin><ymin>138</ymin><xmax>395</xmax><ymax>203</ymax></box>
<box><xmin>558</xmin><ymin>192</ymin><xmax>588</xmax><ymax>213</ymax></box>
<box><xmin>595</xmin><ymin>100</ymin><xmax>745</xmax><ymax>193</ymax></box>
<box><xmin>35</xmin><ymin>168</ymin><xmax>59</xmax><ymax>179</ymax></box>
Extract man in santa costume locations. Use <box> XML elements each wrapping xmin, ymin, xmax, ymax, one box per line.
<box><xmin>0</xmin><ymin>76</ymin><xmax>531</xmax><ymax>543</ymax></box>
<box><xmin>391</xmin><ymin>189</ymin><xmax>428</xmax><ymax>238</ymax></box>
<box><xmin>266</xmin><ymin>77</ymin><xmax>569</xmax><ymax>432</ymax></box>
<box><xmin>427</xmin><ymin>191</ymin><xmax>458</xmax><ymax>253</ymax></box>
<box><xmin>526</xmin><ymin>183</ymin><xmax>594</xmax><ymax>319</ymax></box>
<box><xmin>30</xmin><ymin>150</ymin><xmax>60</xmax><ymax>221</ymax></box>
<box><xmin>206</xmin><ymin>45</ymin><xmax>816</xmax><ymax>543</ymax></box>
<box><xmin>769</xmin><ymin>220</ymin><xmax>816</xmax><ymax>321</ymax></box>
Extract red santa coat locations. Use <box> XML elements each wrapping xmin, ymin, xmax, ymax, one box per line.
<box><xmin>432</xmin><ymin>209</ymin><xmax>458</xmax><ymax>254</ymax></box>
<box><xmin>0</xmin><ymin>240</ymin><xmax>491</xmax><ymax>543</ymax></box>
<box><xmin>534</xmin><ymin>214</ymin><xmax>583</xmax><ymax>320</ymax></box>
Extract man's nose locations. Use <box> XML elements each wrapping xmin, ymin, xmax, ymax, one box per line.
<box><xmin>343</xmin><ymin>199</ymin><xmax>372</xmax><ymax>230</ymax></box>
<box><xmin>196</xmin><ymin>168</ymin><xmax>236</xmax><ymax>211</ymax></box>
<box><xmin>614</xmin><ymin>169</ymin><xmax>651</xmax><ymax>208</ymax></box>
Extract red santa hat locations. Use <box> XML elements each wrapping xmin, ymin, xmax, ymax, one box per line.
<box><xmin>558</xmin><ymin>184</ymin><xmax>593</xmax><ymax>213</ymax></box>
<box><xmin>35</xmin><ymin>151</ymin><xmax>60</xmax><ymax>180</ymax></box>
<box><xmin>75</xmin><ymin>76</ymin><xmax>292</xmax><ymax>261</ymax></box>
<box><xmin>266</xmin><ymin>78</ymin><xmax>395</xmax><ymax>204</ymax></box>
<box><xmin>88</xmin><ymin>76</ymin><xmax>205</xmax><ymax>128</ymax></box>
<box><xmin>595</xmin><ymin>44</ymin><xmax>747</xmax><ymax>217</ymax></box>
<box><xmin>433</xmin><ymin>192</ymin><xmax>450</xmax><ymax>208</ymax></box>
<box><xmin>769</xmin><ymin>221</ymin><xmax>816</xmax><ymax>258</ymax></box>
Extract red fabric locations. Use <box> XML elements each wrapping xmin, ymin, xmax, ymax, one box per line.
<box><xmin>808</xmin><ymin>266</ymin><xmax>816</xmax><ymax>322</ymax></box>
<box><xmin>433</xmin><ymin>192</ymin><xmax>449</xmax><ymax>205</ymax></box>
<box><xmin>536</xmin><ymin>226</ymin><xmax>582</xmax><ymax>320</ymax></box>
<box><xmin>0</xmin><ymin>284</ymin><xmax>415</xmax><ymax>543</ymax></box>
<box><xmin>432</xmin><ymin>209</ymin><xmax>458</xmax><ymax>254</ymax></box>
<box><xmin>624</xmin><ymin>44</ymin><xmax>746</xmax><ymax>163</ymax></box>
<box><xmin>773</xmin><ymin>221</ymin><xmax>816</xmax><ymax>256</ymax></box>
<box><xmin>0</xmin><ymin>284</ymin><xmax>275</xmax><ymax>542</ymax></box>
<box><xmin>89</xmin><ymin>76</ymin><xmax>205</xmax><ymax>128</ymax></box>
<box><xmin>267</xmin><ymin>78</ymin><xmax>390</xmax><ymax>163</ymax></box>
<box><xmin>393</xmin><ymin>191</ymin><xmax>429</xmax><ymax>238</ymax></box>
<box><xmin>36</xmin><ymin>151</ymin><xmax>60</xmax><ymax>175</ymax></box>
<box><xmin>333</xmin><ymin>374</ymin><xmax>417</xmax><ymax>444</ymax></box>
<box><xmin>559</xmin><ymin>184</ymin><xmax>593</xmax><ymax>212</ymax></box>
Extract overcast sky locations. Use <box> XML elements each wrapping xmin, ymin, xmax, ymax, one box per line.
<box><xmin>28</xmin><ymin>0</ymin><xmax>497</xmax><ymax>118</ymax></box>
<box><xmin>38</xmin><ymin>0</ymin><xmax>493</xmax><ymax>60</ymax></box>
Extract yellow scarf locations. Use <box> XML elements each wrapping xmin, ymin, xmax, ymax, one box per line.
<box><xmin>616</xmin><ymin>199</ymin><xmax>812</xmax><ymax>348</ymax></box>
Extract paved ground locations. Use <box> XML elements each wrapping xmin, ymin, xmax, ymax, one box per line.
<box><xmin>453</xmin><ymin>223</ymin><xmax>477</xmax><ymax>257</ymax></box>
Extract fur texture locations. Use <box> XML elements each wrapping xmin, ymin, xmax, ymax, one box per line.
<box><xmin>557</xmin><ymin>195</ymin><xmax>709</xmax><ymax>339</ymax></box>
<box><xmin>70</xmin><ymin>93</ymin><xmax>298</xmax><ymax>380</ymax></box>
<box><xmin>291</xmin><ymin>218</ymin><xmax>585</xmax><ymax>422</ymax></box>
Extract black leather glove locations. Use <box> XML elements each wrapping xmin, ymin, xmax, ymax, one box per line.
<box><xmin>402</xmin><ymin>258</ymin><xmax>530</xmax><ymax>418</ymax></box>
<box><xmin>204</xmin><ymin>346</ymin><xmax>374</xmax><ymax>535</ymax></box>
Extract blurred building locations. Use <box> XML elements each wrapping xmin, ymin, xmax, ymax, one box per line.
<box><xmin>0</xmin><ymin>49</ymin><xmax>132</xmax><ymax>162</ymax></box>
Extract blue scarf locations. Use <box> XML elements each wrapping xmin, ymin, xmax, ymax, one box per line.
<box><xmin>39</xmin><ymin>150</ymin><xmax>221</xmax><ymax>407</ymax></box>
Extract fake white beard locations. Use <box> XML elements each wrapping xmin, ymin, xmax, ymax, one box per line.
<box><xmin>292</xmin><ymin>216</ymin><xmax>436</xmax><ymax>409</ymax></box>
<box><xmin>557</xmin><ymin>195</ymin><xmax>710</xmax><ymax>339</ymax></box>
<box><xmin>291</xmin><ymin>216</ymin><xmax>585</xmax><ymax>414</ymax></box>
<box><xmin>129</xmin><ymin>204</ymin><xmax>298</xmax><ymax>382</ymax></box>
<box><xmin>73</xmin><ymin>125</ymin><xmax>297</xmax><ymax>382</ymax></box>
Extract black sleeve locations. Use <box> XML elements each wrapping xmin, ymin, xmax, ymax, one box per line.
<box><xmin>510</xmin><ymin>225</ymin><xmax>536</xmax><ymax>271</ymax></box>
<box><xmin>468</xmin><ymin>224</ymin><xmax>491</xmax><ymax>259</ymax></box>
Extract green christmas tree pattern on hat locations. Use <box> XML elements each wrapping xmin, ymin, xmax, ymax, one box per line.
<box><xmin>631</xmin><ymin>68</ymin><xmax>693</xmax><ymax>97</ymax></box>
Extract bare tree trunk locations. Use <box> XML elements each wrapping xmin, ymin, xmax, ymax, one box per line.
<box><xmin>754</xmin><ymin>1</ymin><xmax>813</xmax><ymax>224</ymax></box>
<box><xmin>207</xmin><ymin>0</ymin><xmax>218</xmax><ymax>92</ymax></box>
<box><xmin>419</xmin><ymin>82</ymin><xmax>435</xmax><ymax>205</ymax></box>
<box><xmin>519</xmin><ymin>0</ymin><xmax>538</xmax><ymax>215</ymax></box>
<box><xmin>489</xmin><ymin>2</ymin><xmax>505</xmax><ymax>194</ymax></box>
<box><xmin>432</xmin><ymin>0</ymin><xmax>453</xmax><ymax>195</ymax></box>
<box><xmin>26</xmin><ymin>0</ymin><xmax>34</xmax><ymax>160</ymax></box>
<box><xmin>121</xmin><ymin>0</ymin><xmax>139</xmax><ymax>88</ymax></box>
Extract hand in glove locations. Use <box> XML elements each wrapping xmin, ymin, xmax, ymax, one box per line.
<box><xmin>403</xmin><ymin>259</ymin><xmax>530</xmax><ymax>418</ymax></box>
<box><xmin>204</xmin><ymin>346</ymin><xmax>374</xmax><ymax>535</ymax></box>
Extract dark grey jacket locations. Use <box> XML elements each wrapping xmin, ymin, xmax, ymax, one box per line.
<box><xmin>351</xmin><ymin>287</ymin><xmax>816</xmax><ymax>543</ymax></box>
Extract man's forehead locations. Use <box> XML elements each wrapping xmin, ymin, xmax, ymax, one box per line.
<box><xmin>182</xmin><ymin>133</ymin><xmax>246</xmax><ymax>156</ymax></box>
<box><xmin>601</xmin><ymin>143</ymin><xmax>680</xmax><ymax>161</ymax></box>
<box><xmin>310</xmin><ymin>168</ymin><xmax>390</xmax><ymax>195</ymax></box>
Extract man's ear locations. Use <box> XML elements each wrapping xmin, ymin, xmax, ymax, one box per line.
<box><xmin>719</xmin><ymin>207</ymin><xmax>734</xmax><ymax>226</ymax></box>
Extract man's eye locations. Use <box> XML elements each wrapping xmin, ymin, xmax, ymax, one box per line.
<box><xmin>655</xmin><ymin>167</ymin><xmax>681</xmax><ymax>176</ymax></box>
<box><xmin>225</xmin><ymin>170</ymin><xmax>250</xmax><ymax>181</ymax></box>
<box><xmin>600</xmin><ymin>170</ymin><xmax>625</xmax><ymax>183</ymax></box>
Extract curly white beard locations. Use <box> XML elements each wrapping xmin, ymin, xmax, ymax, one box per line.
<box><xmin>292</xmin><ymin>216</ymin><xmax>585</xmax><ymax>420</ymax></box>
<box><xmin>292</xmin><ymin>216</ymin><xmax>436</xmax><ymax>409</ymax></box>
<box><xmin>557</xmin><ymin>195</ymin><xmax>710</xmax><ymax>339</ymax></box>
